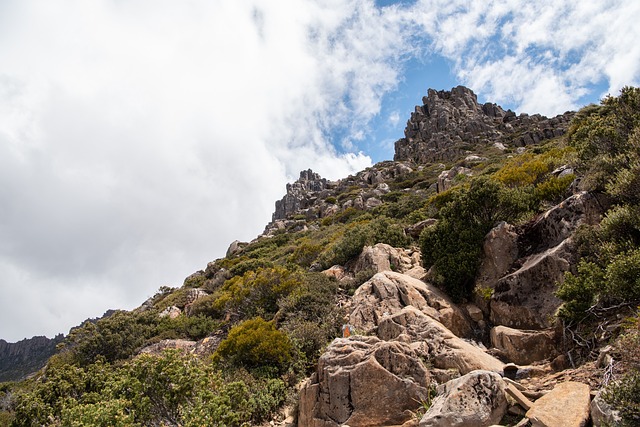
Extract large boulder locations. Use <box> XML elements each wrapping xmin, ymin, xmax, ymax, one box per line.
<box><xmin>353</xmin><ymin>244</ymin><xmax>424</xmax><ymax>279</ymax></box>
<box><xmin>490</xmin><ymin>326</ymin><xmax>558</xmax><ymax>365</ymax></box>
<box><xmin>526</xmin><ymin>381</ymin><xmax>591</xmax><ymax>427</ymax></box>
<box><xmin>475</xmin><ymin>222</ymin><xmax>519</xmax><ymax>290</ymax></box>
<box><xmin>490</xmin><ymin>239</ymin><xmax>574</xmax><ymax>329</ymax></box>
<box><xmin>350</xmin><ymin>271</ymin><xmax>472</xmax><ymax>338</ymax></box>
<box><xmin>522</xmin><ymin>191</ymin><xmax>605</xmax><ymax>253</ymax></box>
<box><xmin>378</xmin><ymin>306</ymin><xmax>504</xmax><ymax>374</ymax></box>
<box><xmin>420</xmin><ymin>370</ymin><xmax>508</xmax><ymax>427</ymax></box>
<box><xmin>298</xmin><ymin>336</ymin><xmax>431</xmax><ymax>427</ymax></box>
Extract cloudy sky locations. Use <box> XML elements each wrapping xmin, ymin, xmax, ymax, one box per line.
<box><xmin>1</xmin><ymin>0</ymin><xmax>638</xmax><ymax>342</ymax></box>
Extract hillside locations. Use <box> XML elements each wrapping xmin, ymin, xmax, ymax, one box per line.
<box><xmin>1</xmin><ymin>85</ymin><xmax>639</xmax><ymax>427</ymax></box>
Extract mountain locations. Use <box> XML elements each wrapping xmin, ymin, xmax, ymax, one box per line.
<box><xmin>0</xmin><ymin>335</ymin><xmax>63</xmax><ymax>382</ymax></box>
<box><xmin>1</xmin><ymin>85</ymin><xmax>639</xmax><ymax>427</ymax></box>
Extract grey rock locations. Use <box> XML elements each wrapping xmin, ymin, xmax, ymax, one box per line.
<box><xmin>591</xmin><ymin>389</ymin><xmax>622</xmax><ymax>427</ymax></box>
<box><xmin>420</xmin><ymin>370</ymin><xmax>508</xmax><ymax>427</ymax></box>
<box><xmin>395</xmin><ymin>86</ymin><xmax>574</xmax><ymax>164</ymax></box>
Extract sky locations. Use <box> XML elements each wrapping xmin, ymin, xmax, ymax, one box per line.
<box><xmin>1</xmin><ymin>0</ymin><xmax>638</xmax><ymax>342</ymax></box>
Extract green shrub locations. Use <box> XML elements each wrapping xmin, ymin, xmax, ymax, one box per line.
<box><xmin>183</xmin><ymin>274</ymin><xmax>206</xmax><ymax>288</ymax></box>
<box><xmin>212</xmin><ymin>318</ymin><xmax>293</xmax><ymax>374</ymax></box>
<box><xmin>421</xmin><ymin>177</ymin><xmax>531</xmax><ymax>301</ymax></box>
<box><xmin>556</xmin><ymin>261</ymin><xmax>603</xmax><ymax>321</ymax></box>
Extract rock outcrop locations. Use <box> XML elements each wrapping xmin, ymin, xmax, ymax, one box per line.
<box><xmin>0</xmin><ymin>335</ymin><xmax>64</xmax><ymax>382</ymax></box>
<box><xmin>488</xmin><ymin>192</ymin><xmax>606</xmax><ymax>330</ymax></box>
<box><xmin>377</xmin><ymin>306</ymin><xmax>504</xmax><ymax>374</ymax></box>
<box><xmin>394</xmin><ymin>86</ymin><xmax>574</xmax><ymax>163</ymax></box>
<box><xmin>272</xmin><ymin>169</ymin><xmax>332</xmax><ymax>222</ymax></box>
<box><xmin>420</xmin><ymin>370</ymin><xmax>508</xmax><ymax>427</ymax></box>
<box><xmin>349</xmin><ymin>271</ymin><xmax>472</xmax><ymax>338</ymax></box>
<box><xmin>298</xmin><ymin>336</ymin><xmax>431</xmax><ymax>427</ymax></box>
<box><xmin>353</xmin><ymin>244</ymin><xmax>425</xmax><ymax>279</ymax></box>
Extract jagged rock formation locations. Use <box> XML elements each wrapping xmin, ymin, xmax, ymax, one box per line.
<box><xmin>272</xmin><ymin>169</ymin><xmax>332</xmax><ymax>221</ymax></box>
<box><xmin>394</xmin><ymin>86</ymin><xmax>574</xmax><ymax>163</ymax></box>
<box><xmin>265</xmin><ymin>162</ymin><xmax>413</xmax><ymax>235</ymax></box>
<box><xmin>0</xmin><ymin>335</ymin><xmax>64</xmax><ymax>382</ymax></box>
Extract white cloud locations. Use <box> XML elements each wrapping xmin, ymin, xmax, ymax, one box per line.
<box><xmin>0</xmin><ymin>0</ymin><xmax>413</xmax><ymax>341</ymax></box>
<box><xmin>388</xmin><ymin>111</ymin><xmax>400</xmax><ymax>127</ymax></box>
<box><xmin>411</xmin><ymin>0</ymin><xmax>640</xmax><ymax>115</ymax></box>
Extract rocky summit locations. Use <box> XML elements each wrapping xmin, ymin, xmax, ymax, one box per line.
<box><xmin>394</xmin><ymin>85</ymin><xmax>574</xmax><ymax>163</ymax></box>
<box><xmin>2</xmin><ymin>85</ymin><xmax>639</xmax><ymax>427</ymax></box>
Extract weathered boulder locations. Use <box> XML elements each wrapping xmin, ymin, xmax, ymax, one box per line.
<box><xmin>420</xmin><ymin>370</ymin><xmax>508</xmax><ymax>427</ymax></box>
<box><xmin>350</xmin><ymin>271</ymin><xmax>472</xmax><ymax>338</ymax></box>
<box><xmin>298</xmin><ymin>336</ymin><xmax>431</xmax><ymax>427</ymax></box>
<box><xmin>490</xmin><ymin>326</ymin><xmax>558</xmax><ymax>365</ymax></box>
<box><xmin>522</xmin><ymin>191</ymin><xmax>606</xmax><ymax>253</ymax></box>
<box><xmin>475</xmin><ymin>222</ymin><xmax>519</xmax><ymax>290</ymax></box>
<box><xmin>490</xmin><ymin>238</ymin><xmax>574</xmax><ymax>329</ymax></box>
<box><xmin>322</xmin><ymin>265</ymin><xmax>350</xmax><ymax>282</ymax></box>
<box><xmin>591</xmin><ymin>389</ymin><xmax>622</xmax><ymax>427</ymax></box>
<box><xmin>378</xmin><ymin>306</ymin><xmax>504</xmax><ymax>374</ymax></box>
<box><xmin>353</xmin><ymin>244</ymin><xmax>424</xmax><ymax>279</ymax></box>
<box><xmin>526</xmin><ymin>381</ymin><xmax>591</xmax><ymax>427</ymax></box>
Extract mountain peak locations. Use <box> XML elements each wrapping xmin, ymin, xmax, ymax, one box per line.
<box><xmin>394</xmin><ymin>86</ymin><xmax>574</xmax><ymax>163</ymax></box>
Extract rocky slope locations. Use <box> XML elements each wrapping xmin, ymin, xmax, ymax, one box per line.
<box><xmin>0</xmin><ymin>335</ymin><xmax>63</xmax><ymax>382</ymax></box>
<box><xmin>3</xmin><ymin>86</ymin><xmax>637</xmax><ymax>427</ymax></box>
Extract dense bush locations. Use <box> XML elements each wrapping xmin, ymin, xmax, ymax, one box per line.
<box><xmin>212</xmin><ymin>318</ymin><xmax>293</xmax><ymax>374</ymax></box>
<box><xmin>9</xmin><ymin>349</ymin><xmax>288</xmax><ymax>427</ymax></box>
<box><xmin>320</xmin><ymin>215</ymin><xmax>410</xmax><ymax>268</ymax></box>
<box><xmin>420</xmin><ymin>177</ymin><xmax>531</xmax><ymax>301</ymax></box>
<box><xmin>278</xmin><ymin>273</ymin><xmax>341</xmax><ymax>367</ymax></box>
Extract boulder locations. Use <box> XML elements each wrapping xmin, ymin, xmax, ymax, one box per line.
<box><xmin>475</xmin><ymin>222</ymin><xmax>519</xmax><ymax>290</ymax></box>
<box><xmin>405</xmin><ymin>218</ymin><xmax>437</xmax><ymax>239</ymax></box>
<box><xmin>591</xmin><ymin>389</ymin><xmax>622</xmax><ymax>427</ymax></box>
<box><xmin>378</xmin><ymin>306</ymin><xmax>504</xmax><ymax>374</ymax></box>
<box><xmin>522</xmin><ymin>191</ymin><xmax>605</xmax><ymax>253</ymax></box>
<box><xmin>436</xmin><ymin>166</ymin><xmax>473</xmax><ymax>193</ymax></box>
<box><xmin>526</xmin><ymin>381</ymin><xmax>590</xmax><ymax>427</ymax></box>
<box><xmin>490</xmin><ymin>326</ymin><xmax>558</xmax><ymax>365</ymax></box>
<box><xmin>490</xmin><ymin>239</ymin><xmax>574</xmax><ymax>329</ymax></box>
<box><xmin>353</xmin><ymin>244</ymin><xmax>424</xmax><ymax>279</ymax></box>
<box><xmin>158</xmin><ymin>305</ymin><xmax>181</xmax><ymax>319</ymax></box>
<box><xmin>322</xmin><ymin>265</ymin><xmax>350</xmax><ymax>282</ymax></box>
<box><xmin>350</xmin><ymin>271</ymin><xmax>472</xmax><ymax>338</ymax></box>
<box><xmin>420</xmin><ymin>370</ymin><xmax>508</xmax><ymax>427</ymax></box>
<box><xmin>298</xmin><ymin>336</ymin><xmax>431</xmax><ymax>427</ymax></box>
